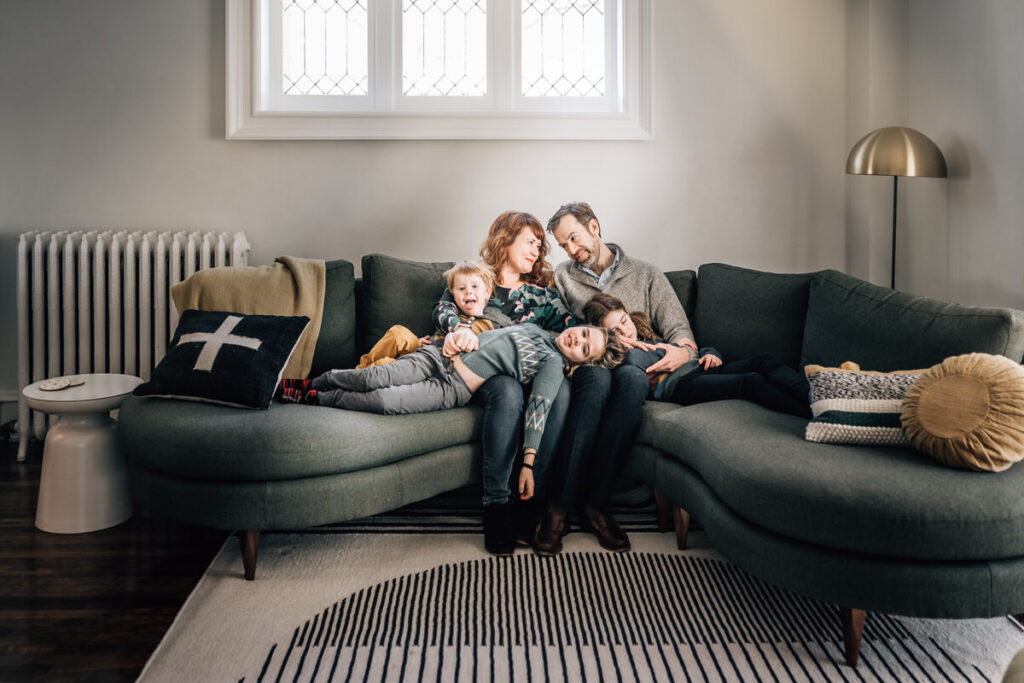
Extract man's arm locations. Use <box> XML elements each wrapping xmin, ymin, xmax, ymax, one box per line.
<box><xmin>647</xmin><ymin>268</ymin><xmax>695</xmax><ymax>348</ymax></box>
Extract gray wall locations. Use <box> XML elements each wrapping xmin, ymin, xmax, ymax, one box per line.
<box><xmin>902</xmin><ymin>0</ymin><xmax>1024</xmax><ymax>309</ymax></box>
<box><xmin>1</xmin><ymin>0</ymin><xmax>1020</xmax><ymax>413</ymax></box>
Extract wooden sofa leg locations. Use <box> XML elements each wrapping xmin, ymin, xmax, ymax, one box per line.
<box><xmin>654</xmin><ymin>490</ymin><xmax>672</xmax><ymax>532</ymax></box>
<box><xmin>240</xmin><ymin>529</ymin><xmax>260</xmax><ymax>581</ymax></box>
<box><xmin>840</xmin><ymin>606</ymin><xmax>866</xmax><ymax>666</ymax></box>
<box><xmin>673</xmin><ymin>506</ymin><xmax>691</xmax><ymax>550</ymax></box>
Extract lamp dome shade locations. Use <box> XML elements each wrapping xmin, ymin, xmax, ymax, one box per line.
<box><xmin>846</xmin><ymin>126</ymin><xmax>948</xmax><ymax>177</ymax></box>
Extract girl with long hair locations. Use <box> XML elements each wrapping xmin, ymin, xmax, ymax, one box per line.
<box><xmin>582</xmin><ymin>292</ymin><xmax>811</xmax><ymax>417</ymax></box>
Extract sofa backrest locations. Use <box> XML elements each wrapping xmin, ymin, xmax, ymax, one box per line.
<box><xmin>693</xmin><ymin>263</ymin><xmax>812</xmax><ymax>369</ymax></box>
<box><xmin>313</xmin><ymin>256</ymin><xmax>1024</xmax><ymax>377</ymax></box>
<box><xmin>801</xmin><ymin>270</ymin><xmax>1024</xmax><ymax>370</ymax></box>
<box><xmin>359</xmin><ymin>254</ymin><xmax>454</xmax><ymax>352</ymax></box>
<box><xmin>664</xmin><ymin>269</ymin><xmax>697</xmax><ymax>323</ymax></box>
<box><xmin>309</xmin><ymin>259</ymin><xmax>358</xmax><ymax>376</ymax></box>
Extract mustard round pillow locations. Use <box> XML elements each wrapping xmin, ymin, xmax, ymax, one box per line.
<box><xmin>901</xmin><ymin>353</ymin><xmax>1024</xmax><ymax>472</ymax></box>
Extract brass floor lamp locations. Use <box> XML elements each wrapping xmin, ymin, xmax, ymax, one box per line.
<box><xmin>846</xmin><ymin>126</ymin><xmax>948</xmax><ymax>289</ymax></box>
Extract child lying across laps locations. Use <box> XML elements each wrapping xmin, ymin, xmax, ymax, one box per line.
<box><xmin>280</xmin><ymin>321</ymin><xmax>627</xmax><ymax>500</ymax></box>
<box><xmin>583</xmin><ymin>293</ymin><xmax>811</xmax><ymax>418</ymax></box>
<box><xmin>356</xmin><ymin>260</ymin><xmax>513</xmax><ymax>368</ymax></box>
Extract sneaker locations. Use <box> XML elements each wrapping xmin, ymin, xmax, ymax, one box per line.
<box><xmin>483</xmin><ymin>502</ymin><xmax>514</xmax><ymax>557</ymax></box>
<box><xmin>581</xmin><ymin>505</ymin><xmax>631</xmax><ymax>552</ymax></box>
<box><xmin>275</xmin><ymin>378</ymin><xmax>311</xmax><ymax>400</ymax></box>
<box><xmin>533</xmin><ymin>506</ymin><xmax>568</xmax><ymax>557</ymax></box>
<box><xmin>276</xmin><ymin>386</ymin><xmax>319</xmax><ymax>405</ymax></box>
<box><xmin>276</xmin><ymin>386</ymin><xmax>305</xmax><ymax>403</ymax></box>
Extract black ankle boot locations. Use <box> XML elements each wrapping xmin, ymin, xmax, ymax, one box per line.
<box><xmin>483</xmin><ymin>502</ymin><xmax>514</xmax><ymax>557</ymax></box>
<box><xmin>512</xmin><ymin>498</ymin><xmax>539</xmax><ymax>547</ymax></box>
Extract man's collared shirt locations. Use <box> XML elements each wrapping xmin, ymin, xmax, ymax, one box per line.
<box><xmin>577</xmin><ymin>244</ymin><xmax>621</xmax><ymax>287</ymax></box>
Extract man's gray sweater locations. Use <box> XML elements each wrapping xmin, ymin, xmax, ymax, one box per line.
<box><xmin>553</xmin><ymin>243</ymin><xmax>694</xmax><ymax>343</ymax></box>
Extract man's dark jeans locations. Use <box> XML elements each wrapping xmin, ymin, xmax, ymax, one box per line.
<box><xmin>473</xmin><ymin>374</ymin><xmax>570</xmax><ymax>506</ymax></box>
<box><xmin>549</xmin><ymin>363</ymin><xmax>649</xmax><ymax>510</ymax></box>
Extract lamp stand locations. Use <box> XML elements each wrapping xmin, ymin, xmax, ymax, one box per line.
<box><xmin>890</xmin><ymin>175</ymin><xmax>898</xmax><ymax>290</ymax></box>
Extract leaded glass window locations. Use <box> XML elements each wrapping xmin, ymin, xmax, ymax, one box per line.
<box><xmin>282</xmin><ymin>0</ymin><xmax>369</xmax><ymax>96</ymax></box>
<box><xmin>521</xmin><ymin>0</ymin><xmax>605</xmax><ymax>98</ymax></box>
<box><xmin>228</xmin><ymin>0</ymin><xmax>651</xmax><ymax>139</ymax></box>
<box><xmin>402</xmin><ymin>0</ymin><xmax>487</xmax><ymax>97</ymax></box>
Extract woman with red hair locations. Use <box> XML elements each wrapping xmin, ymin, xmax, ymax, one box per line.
<box><xmin>432</xmin><ymin>210</ymin><xmax>578</xmax><ymax>557</ymax></box>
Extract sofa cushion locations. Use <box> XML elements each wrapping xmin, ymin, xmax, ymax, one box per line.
<box><xmin>664</xmin><ymin>269</ymin><xmax>697</xmax><ymax>323</ymax></box>
<box><xmin>902</xmin><ymin>353</ymin><xmax>1024</xmax><ymax>472</ymax></box>
<box><xmin>693</xmin><ymin>263</ymin><xmax>811</xmax><ymax>368</ymax></box>
<box><xmin>119</xmin><ymin>395</ymin><xmax>481</xmax><ymax>482</ymax></box>
<box><xmin>361</xmin><ymin>254</ymin><xmax>453</xmax><ymax>352</ymax></box>
<box><xmin>134</xmin><ymin>310</ymin><xmax>310</xmax><ymax>409</ymax></box>
<box><xmin>801</xmin><ymin>270</ymin><xmax>1024</xmax><ymax>370</ymax></box>
<box><xmin>309</xmin><ymin>259</ymin><xmax>357</xmax><ymax>376</ymax></box>
<box><xmin>640</xmin><ymin>399</ymin><xmax>1024</xmax><ymax>561</ymax></box>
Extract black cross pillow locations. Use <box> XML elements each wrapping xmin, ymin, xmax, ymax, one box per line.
<box><xmin>135</xmin><ymin>310</ymin><xmax>310</xmax><ymax>409</ymax></box>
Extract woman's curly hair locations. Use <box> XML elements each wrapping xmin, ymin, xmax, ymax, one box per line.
<box><xmin>479</xmin><ymin>210</ymin><xmax>554</xmax><ymax>288</ymax></box>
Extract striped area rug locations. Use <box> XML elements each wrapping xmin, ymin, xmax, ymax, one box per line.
<box><xmin>140</xmin><ymin>505</ymin><xmax>1023</xmax><ymax>682</ymax></box>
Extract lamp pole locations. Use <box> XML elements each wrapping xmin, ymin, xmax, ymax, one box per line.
<box><xmin>890</xmin><ymin>175</ymin><xmax>898</xmax><ymax>290</ymax></box>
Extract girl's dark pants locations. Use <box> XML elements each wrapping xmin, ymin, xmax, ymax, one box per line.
<box><xmin>671</xmin><ymin>352</ymin><xmax>811</xmax><ymax>418</ymax></box>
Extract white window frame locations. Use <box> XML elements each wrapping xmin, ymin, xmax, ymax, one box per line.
<box><xmin>226</xmin><ymin>0</ymin><xmax>652</xmax><ymax>140</ymax></box>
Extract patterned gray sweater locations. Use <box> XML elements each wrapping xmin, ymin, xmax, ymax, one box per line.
<box><xmin>553</xmin><ymin>244</ymin><xmax>694</xmax><ymax>343</ymax></box>
<box><xmin>461</xmin><ymin>323</ymin><xmax>565</xmax><ymax>453</ymax></box>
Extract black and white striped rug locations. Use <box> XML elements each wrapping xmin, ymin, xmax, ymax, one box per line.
<box><xmin>140</xmin><ymin>507</ymin><xmax>1023</xmax><ymax>682</ymax></box>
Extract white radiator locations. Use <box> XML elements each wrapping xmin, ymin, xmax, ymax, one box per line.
<box><xmin>15</xmin><ymin>230</ymin><xmax>251</xmax><ymax>461</ymax></box>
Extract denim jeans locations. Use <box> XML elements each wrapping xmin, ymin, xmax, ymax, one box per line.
<box><xmin>549</xmin><ymin>363</ymin><xmax>649</xmax><ymax>510</ymax></box>
<box><xmin>474</xmin><ymin>374</ymin><xmax>570</xmax><ymax>506</ymax></box>
<box><xmin>670</xmin><ymin>352</ymin><xmax>811</xmax><ymax>418</ymax></box>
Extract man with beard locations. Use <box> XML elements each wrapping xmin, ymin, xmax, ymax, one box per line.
<box><xmin>532</xmin><ymin>202</ymin><xmax>697</xmax><ymax>555</ymax></box>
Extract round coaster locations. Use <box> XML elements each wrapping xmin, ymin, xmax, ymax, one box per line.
<box><xmin>38</xmin><ymin>377</ymin><xmax>72</xmax><ymax>391</ymax></box>
<box><xmin>65</xmin><ymin>376</ymin><xmax>86</xmax><ymax>387</ymax></box>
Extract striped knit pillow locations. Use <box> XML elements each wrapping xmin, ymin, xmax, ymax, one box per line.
<box><xmin>805</xmin><ymin>362</ymin><xmax>924</xmax><ymax>446</ymax></box>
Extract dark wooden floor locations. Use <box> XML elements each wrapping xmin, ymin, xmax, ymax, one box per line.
<box><xmin>0</xmin><ymin>437</ymin><xmax>227</xmax><ymax>682</ymax></box>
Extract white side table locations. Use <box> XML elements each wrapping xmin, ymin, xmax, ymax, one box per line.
<box><xmin>22</xmin><ymin>373</ymin><xmax>143</xmax><ymax>533</ymax></box>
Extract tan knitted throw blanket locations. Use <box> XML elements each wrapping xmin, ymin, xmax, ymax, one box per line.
<box><xmin>171</xmin><ymin>256</ymin><xmax>326</xmax><ymax>379</ymax></box>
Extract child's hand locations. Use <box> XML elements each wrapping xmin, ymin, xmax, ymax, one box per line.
<box><xmin>518</xmin><ymin>467</ymin><xmax>535</xmax><ymax>500</ymax></box>
<box><xmin>418</xmin><ymin>335</ymin><xmax>432</xmax><ymax>345</ymax></box>
<box><xmin>620</xmin><ymin>337</ymin><xmax>658</xmax><ymax>351</ymax></box>
<box><xmin>443</xmin><ymin>328</ymin><xmax>479</xmax><ymax>357</ymax></box>
<box><xmin>699</xmin><ymin>354</ymin><xmax>723</xmax><ymax>370</ymax></box>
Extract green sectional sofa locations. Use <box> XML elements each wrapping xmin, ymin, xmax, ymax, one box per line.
<box><xmin>119</xmin><ymin>255</ymin><xmax>1024</xmax><ymax>667</ymax></box>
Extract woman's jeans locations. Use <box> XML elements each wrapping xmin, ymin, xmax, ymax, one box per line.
<box><xmin>474</xmin><ymin>374</ymin><xmax>570</xmax><ymax>506</ymax></box>
<box><xmin>548</xmin><ymin>363</ymin><xmax>650</xmax><ymax>511</ymax></box>
<box><xmin>670</xmin><ymin>353</ymin><xmax>811</xmax><ymax>418</ymax></box>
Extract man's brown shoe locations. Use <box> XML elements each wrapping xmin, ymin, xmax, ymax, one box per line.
<box><xmin>581</xmin><ymin>506</ymin><xmax>631</xmax><ymax>552</ymax></box>
<box><xmin>533</xmin><ymin>506</ymin><xmax>568</xmax><ymax>556</ymax></box>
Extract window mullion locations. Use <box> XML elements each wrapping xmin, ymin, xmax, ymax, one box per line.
<box><xmin>492</xmin><ymin>0</ymin><xmax>513</xmax><ymax>111</ymax></box>
<box><xmin>372</xmin><ymin>0</ymin><xmax>395</xmax><ymax>110</ymax></box>
<box><xmin>604</xmin><ymin>0</ymin><xmax>620</xmax><ymax>112</ymax></box>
